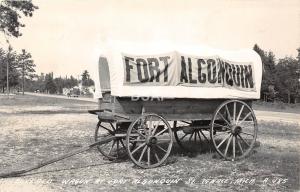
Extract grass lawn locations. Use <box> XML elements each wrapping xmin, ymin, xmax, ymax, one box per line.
<box><xmin>0</xmin><ymin>94</ymin><xmax>98</xmax><ymax>115</ymax></box>
<box><xmin>0</xmin><ymin>95</ymin><xmax>299</xmax><ymax>192</ymax></box>
<box><xmin>253</xmin><ymin>100</ymin><xmax>300</xmax><ymax>114</ymax></box>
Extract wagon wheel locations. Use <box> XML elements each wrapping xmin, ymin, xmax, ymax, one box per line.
<box><xmin>126</xmin><ymin>114</ymin><xmax>173</xmax><ymax>168</ymax></box>
<box><xmin>94</xmin><ymin>121</ymin><xmax>128</xmax><ymax>160</ymax></box>
<box><xmin>210</xmin><ymin>100</ymin><xmax>258</xmax><ymax>161</ymax></box>
<box><xmin>173</xmin><ymin>121</ymin><xmax>210</xmax><ymax>152</ymax></box>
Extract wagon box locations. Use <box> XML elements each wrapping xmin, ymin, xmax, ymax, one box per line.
<box><xmin>90</xmin><ymin>45</ymin><xmax>262</xmax><ymax>168</ymax></box>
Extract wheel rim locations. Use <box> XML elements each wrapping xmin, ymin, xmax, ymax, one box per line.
<box><xmin>174</xmin><ymin>121</ymin><xmax>210</xmax><ymax>152</ymax></box>
<box><xmin>94</xmin><ymin>122</ymin><xmax>128</xmax><ymax>160</ymax></box>
<box><xmin>126</xmin><ymin>114</ymin><xmax>173</xmax><ymax>168</ymax></box>
<box><xmin>210</xmin><ymin>100</ymin><xmax>258</xmax><ymax>161</ymax></box>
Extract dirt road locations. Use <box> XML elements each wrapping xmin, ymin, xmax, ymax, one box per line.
<box><xmin>25</xmin><ymin>92</ymin><xmax>97</xmax><ymax>103</ymax></box>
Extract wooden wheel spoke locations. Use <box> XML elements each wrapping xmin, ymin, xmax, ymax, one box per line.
<box><xmin>188</xmin><ymin>132</ymin><xmax>194</xmax><ymax>142</ymax></box>
<box><xmin>155</xmin><ymin>127</ymin><xmax>168</xmax><ymax>137</ymax></box>
<box><xmin>148</xmin><ymin>117</ymin><xmax>153</xmax><ymax>137</ymax></box>
<box><xmin>197</xmin><ymin>131</ymin><xmax>202</xmax><ymax>142</ymax></box>
<box><xmin>194</xmin><ymin>131</ymin><xmax>197</xmax><ymax>142</ymax></box>
<box><xmin>238</xmin><ymin>134</ymin><xmax>250</xmax><ymax>147</ymax></box>
<box><xmin>120</xmin><ymin>139</ymin><xmax>126</xmax><ymax>149</ymax></box>
<box><xmin>237</xmin><ymin>137</ymin><xmax>244</xmax><ymax>154</ymax></box>
<box><xmin>224</xmin><ymin>135</ymin><xmax>233</xmax><ymax>156</ymax></box>
<box><xmin>132</xmin><ymin>128</ymin><xmax>146</xmax><ymax>139</ymax></box>
<box><xmin>233</xmin><ymin>102</ymin><xmax>236</xmax><ymax>124</ymax></box>
<box><xmin>131</xmin><ymin>143</ymin><xmax>146</xmax><ymax>155</ymax></box>
<box><xmin>138</xmin><ymin>145</ymin><xmax>148</xmax><ymax>162</ymax></box>
<box><xmin>217</xmin><ymin>133</ymin><xmax>231</xmax><ymax>149</ymax></box>
<box><xmin>99</xmin><ymin>125</ymin><xmax>115</xmax><ymax>135</ymax></box>
<box><xmin>147</xmin><ymin>147</ymin><xmax>151</xmax><ymax>166</ymax></box>
<box><xmin>179</xmin><ymin>133</ymin><xmax>188</xmax><ymax>141</ymax></box>
<box><xmin>225</xmin><ymin>105</ymin><xmax>232</xmax><ymax>123</ymax></box>
<box><xmin>218</xmin><ymin>112</ymin><xmax>231</xmax><ymax>126</ymax></box>
<box><xmin>239</xmin><ymin>112</ymin><xmax>252</xmax><ymax>125</ymax></box>
<box><xmin>108</xmin><ymin>140</ymin><xmax>116</xmax><ymax>155</ymax></box>
<box><xmin>156</xmin><ymin>145</ymin><xmax>167</xmax><ymax>153</ymax></box>
<box><xmin>109</xmin><ymin>123</ymin><xmax>116</xmax><ymax>131</ymax></box>
<box><xmin>153</xmin><ymin>148</ymin><xmax>160</xmax><ymax>163</ymax></box>
<box><xmin>240</xmin><ymin>131</ymin><xmax>254</xmax><ymax>137</ymax></box>
<box><xmin>232</xmin><ymin>136</ymin><xmax>236</xmax><ymax>160</ymax></box>
<box><xmin>151</xmin><ymin>120</ymin><xmax>161</xmax><ymax>136</ymax></box>
<box><xmin>116</xmin><ymin>140</ymin><xmax>120</xmax><ymax>157</ymax></box>
<box><xmin>199</xmin><ymin>130</ymin><xmax>209</xmax><ymax>142</ymax></box>
<box><xmin>236</xmin><ymin>105</ymin><xmax>245</xmax><ymax>124</ymax></box>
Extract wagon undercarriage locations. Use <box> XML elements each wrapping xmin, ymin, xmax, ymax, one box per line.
<box><xmin>90</xmin><ymin>98</ymin><xmax>258</xmax><ymax>169</ymax></box>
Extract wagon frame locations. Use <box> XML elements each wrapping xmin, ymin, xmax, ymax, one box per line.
<box><xmin>89</xmin><ymin>91</ymin><xmax>258</xmax><ymax>169</ymax></box>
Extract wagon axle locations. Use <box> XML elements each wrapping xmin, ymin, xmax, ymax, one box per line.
<box><xmin>231</xmin><ymin>125</ymin><xmax>242</xmax><ymax>136</ymax></box>
<box><xmin>146</xmin><ymin>137</ymin><xmax>158</xmax><ymax>145</ymax></box>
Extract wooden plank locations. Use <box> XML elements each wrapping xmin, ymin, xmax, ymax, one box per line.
<box><xmin>114</xmin><ymin>97</ymin><xmax>225</xmax><ymax>115</ymax></box>
<box><xmin>97</xmin><ymin>93</ymin><xmax>253</xmax><ymax>122</ymax></box>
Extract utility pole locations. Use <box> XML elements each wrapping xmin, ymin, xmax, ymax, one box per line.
<box><xmin>22</xmin><ymin>60</ymin><xmax>25</xmax><ymax>95</ymax></box>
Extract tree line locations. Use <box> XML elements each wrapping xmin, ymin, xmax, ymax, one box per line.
<box><xmin>253</xmin><ymin>44</ymin><xmax>300</xmax><ymax>103</ymax></box>
<box><xmin>0</xmin><ymin>47</ymin><xmax>94</xmax><ymax>94</ymax></box>
<box><xmin>26</xmin><ymin>70</ymin><xmax>94</xmax><ymax>94</ymax></box>
<box><xmin>0</xmin><ymin>47</ymin><xmax>35</xmax><ymax>94</ymax></box>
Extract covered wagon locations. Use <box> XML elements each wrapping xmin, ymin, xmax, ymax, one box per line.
<box><xmin>89</xmin><ymin>45</ymin><xmax>262</xmax><ymax>168</ymax></box>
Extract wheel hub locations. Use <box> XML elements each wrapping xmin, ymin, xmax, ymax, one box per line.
<box><xmin>231</xmin><ymin>125</ymin><xmax>242</xmax><ymax>135</ymax></box>
<box><xmin>147</xmin><ymin>137</ymin><xmax>157</xmax><ymax>145</ymax></box>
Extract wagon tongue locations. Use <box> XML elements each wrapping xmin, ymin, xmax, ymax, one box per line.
<box><xmin>0</xmin><ymin>136</ymin><xmax>115</xmax><ymax>178</ymax></box>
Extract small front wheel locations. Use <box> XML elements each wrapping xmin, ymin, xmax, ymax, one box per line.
<box><xmin>126</xmin><ymin>114</ymin><xmax>173</xmax><ymax>168</ymax></box>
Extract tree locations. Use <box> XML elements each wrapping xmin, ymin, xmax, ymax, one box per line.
<box><xmin>0</xmin><ymin>47</ymin><xmax>19</xmax><ymax>92</ymax></box>
<box><xmin>275</xmin><ymin>57</ymin><xmax>299</xmax><ymax>103</ymax></box>
<box><xmin>54</xmin><ymin>76</ymin><xmax>65</xmax><ymax>94</ymax></box>
<box><xmin>253</xmin><ymin>44</ymin><xmax>276</xmax><ymax>101</ymax></box>
<box><xmin>17</xmin><ymin>49</ymin><xmax>36</xmax><ymax>94</ymax></box>
<box><xmin>0</xmin><ymin>0</ymin><xmax>38</xmax><ymax>38</ymax></box>
<box><xmin>0</xmin><ymin>0</ymin><xmax>38</xmax><ymax>95</ymax></box>
<box><xmin>0</xmin><ymin>48</ymin><xmax>6</xmax><ymax>92</ymax></box>
<box><xmin>81</xmin><ymin>70</ymin><xmax>94</xmax><ymax>86</ymax></box>
<box><xmin>44</xmin><ymin>72</ymin><xmax>56</xmax><ymax>94</ymax></box>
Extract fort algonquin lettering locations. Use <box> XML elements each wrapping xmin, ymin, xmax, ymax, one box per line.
<box><xmin>123</xmin><ymin>53</ymin><xmax>255</xmax><ymax>91</ymax></box>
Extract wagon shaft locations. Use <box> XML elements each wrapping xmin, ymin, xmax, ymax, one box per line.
<box><xmin>0</xmin><ymin>136</ymin><xmax>116</xmax><ymax>178</ymax></box>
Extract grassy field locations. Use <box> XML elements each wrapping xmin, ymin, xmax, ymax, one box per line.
<box><xmin>0</xmin><ymin>95</ymin><xmax>299</xmax><ymax>192</ymax></box>
<box><xmin>253</xmin><ymin>100</ymin><xmax>300</xmax><ymax>114</ymax></box>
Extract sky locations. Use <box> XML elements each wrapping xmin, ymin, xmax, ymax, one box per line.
<box><xmin>1</xmin><ymin>0</ymin><xmax>300</xmax><ymax>79</ymax></box>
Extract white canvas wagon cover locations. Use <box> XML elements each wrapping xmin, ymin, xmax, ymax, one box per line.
<box><xmin>94</xmin><ymin>44</ymin><xmax>262</xmax><ymax>99</ymax></box>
